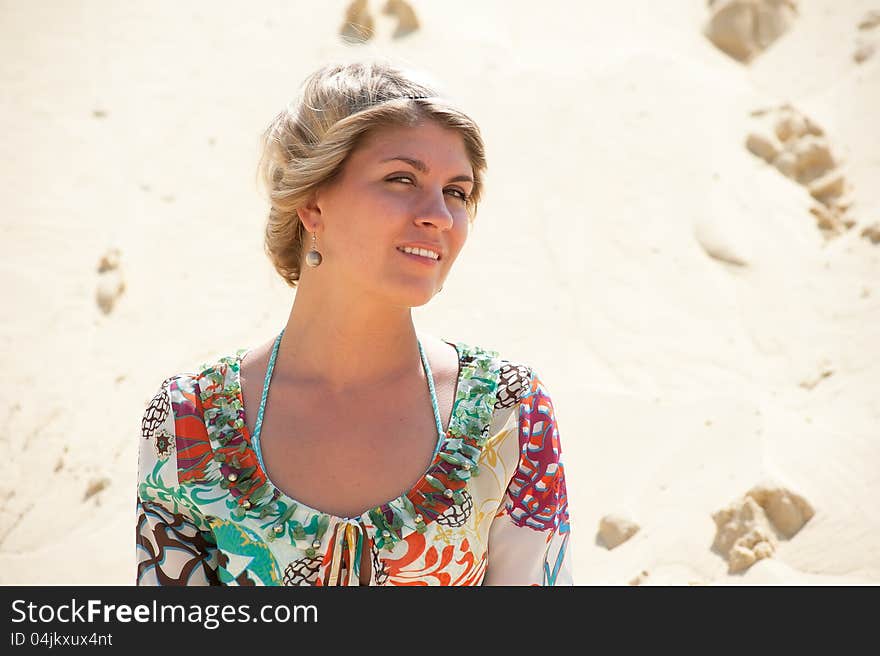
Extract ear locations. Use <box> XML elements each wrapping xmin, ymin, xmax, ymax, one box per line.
<box><xmin>296</xmin><ymin>192</ymin><xmax>323</xmax><ymax>233</ymax></box>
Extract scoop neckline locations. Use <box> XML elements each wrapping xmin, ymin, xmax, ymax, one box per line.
<box><xmin>229</xmin><ymin>339</ymin><xmax>466</xmax><ymax>524</ymax></box>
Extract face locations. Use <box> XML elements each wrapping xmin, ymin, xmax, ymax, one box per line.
<box><xmin>302</xmin><ymin>120</ymin><xmax>474</xmax><ymax>307</ymax></box>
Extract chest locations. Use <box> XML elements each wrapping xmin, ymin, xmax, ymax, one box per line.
<box><xmin>239</xmin><ymin>365</ymin><xmax>458</xmax><ymax>521</ymax></box>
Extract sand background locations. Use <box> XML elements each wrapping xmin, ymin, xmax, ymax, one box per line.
<box><xmin>1</xmin><ymin>0</ymin><xmax>878</xmax><ymax>584</ymax></box>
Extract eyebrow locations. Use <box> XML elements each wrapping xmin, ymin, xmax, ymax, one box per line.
<box><xmin>379</xmin><ymin>156</ymin><xmax>474</xmax><ymax>184</ymax></box>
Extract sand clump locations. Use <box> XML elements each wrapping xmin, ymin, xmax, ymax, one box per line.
<box><xmin>798</xmin><ymin>357</ymin><xmax>834</xmax><ymax>390</ymax></box>
<box><xmin>340</xmin><ymin>0</ymin><xmax>375</xmax><ymax>43</ymax></box>
<box><xmin>853</xmin><ymin>42</ymin><xmax>876</xmax><ymax>64</ymax></box>
<box><xmin>747</xmin><ymin>483</ymin><xmax>815</xmax><ymax>538</ymax></box>
<box><xmin>704</xmin><ymin>0</ymin><xmax>798</xmax><ymax>63</ymax></box>
<box><xmin>340</xmin><ymin>0</ymin><xmax>419</xmax><ymax>43</ymax></box>
<box><xmin>83</xmin><ymin>477</ymin><xmax>111</xmax><ymax>503</ymax></box>
<box><xmin>861</xmin><ymin>222</ymin><xmax>880</xmax><ymax>245</ymax></box>
<box><xmin>95</xmin><ymin>248</ymin><xmax>125</xmax><ymax>315</ymax></box>
<box><xmin>746</xmin><ymin>105</ymin><xmax>857</xmax><ymax>240</ymax></box>
<box><xmin>712</xmin><ymin>482</ymin><xmax>815</xmax><ymax>573</ymax></box>
<box><xmin>858</xmin><ymin>11</ymin><xmax>880</xmax><ymax>31</ymax></box>
<box><xmin>854</xmin><ymin>10</ymin><xmax>880</xmax><ymax>63</ymax></box>
<box><xmin>382</xmin><ymin>0</ymin><xmax>420</xmax><ymax>38</ymax></box>
<box><xmin>598</xmin><ymin>514</ymin><xmax>640</xmax><ymax>549</ymax></box>
<box><xmin>712</xmin><ymin>497</ymin><xmax>777</xmax><ymax>572</ymax></box>
<box><xmin>628</xmin><ymin>569</ymin><xmax>650</xmax><ymax>585</ymax></box>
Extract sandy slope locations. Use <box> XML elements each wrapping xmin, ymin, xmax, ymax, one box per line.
<box><xmin>0</xmin><ymin>0</ymin><xmax>877</xmax><ymax>584</ymax></box>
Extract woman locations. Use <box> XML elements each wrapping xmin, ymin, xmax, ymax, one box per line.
<box><xmin>135</xmin><ymin>59</ymin><xmax>572</xmax><ymax>586</ymax></box>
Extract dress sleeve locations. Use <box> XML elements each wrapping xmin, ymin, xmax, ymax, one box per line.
<box><xmin>483</xmin><ymin>369</ymin><xmax>573</xmax><ymax>585</ymax></box>
<box><xmin>136</xmin><ymin>379</ymin><xmax>221</xmax><ymax>586</ymax></box>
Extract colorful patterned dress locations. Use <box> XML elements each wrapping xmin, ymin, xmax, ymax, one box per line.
<box><xmin>135</xmin><ymin>340</ymin><xmax>572</xmax><ymax>586</ymax></box>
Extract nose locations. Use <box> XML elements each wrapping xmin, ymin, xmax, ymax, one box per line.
<box><xmin>414</xmin><ymin>189</ymin><xmax>455</xmax><ymax>230</ymax></box>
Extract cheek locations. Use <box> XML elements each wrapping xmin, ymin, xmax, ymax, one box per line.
<box><xmin>358</xmin><ymin>187</ymin><xmax>411</xmax><ymax>228</ymax></box>
<box><xmin>336</xmin><ymin>192</ymin><xmax>401</xmax><ymax>244</ymax></box>
<box><xmin>449</xmin><ymin>214</ymin><xmax>470</xmax><ymax>256</ymax></box>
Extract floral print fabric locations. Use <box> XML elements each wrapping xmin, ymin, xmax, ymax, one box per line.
<box><xmin>136</xmin><ymin>340</ymin><xmax>572</xmax><ymax>586</ymax></box>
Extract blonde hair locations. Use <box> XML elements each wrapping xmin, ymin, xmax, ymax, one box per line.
<box><xmin>257</xmin><ymin>59</ymin><xmax>487</xmax><ymax>288</ymax></box>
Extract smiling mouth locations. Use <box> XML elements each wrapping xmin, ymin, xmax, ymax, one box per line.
<box><xmin>396</xmin><ymin>246</ymin><xmax>441</xmax><ymax>261</ymax></box>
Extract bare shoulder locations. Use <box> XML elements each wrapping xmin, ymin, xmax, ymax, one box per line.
<box><xmin>238</xmin><ymin>337</ymin><xmax>274</xmax><ymax>388</ymax></box>
<box><xmin>418</xmin><ymin>332</ymin><xmax>462</xmax><ymax>381</ymax></box>
<box><xmin>237</xmin><ymin>337</ymin><xmax>278</xmax><ymax>438</ymax></box>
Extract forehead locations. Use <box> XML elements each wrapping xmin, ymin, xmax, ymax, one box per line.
<box><xmin>353</xmin><ymin>120</ymin><xmax>472</xmax><ymax>171</ymax></box>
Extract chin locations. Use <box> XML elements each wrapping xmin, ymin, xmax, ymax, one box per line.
<box><xmin>383</xmin><ymin>281</ymin><xmax>438</xmax><ymax>308</ymax></box>
<box><xmin>398</xmin><ymin>289</ymin><xmax>436</xmax><ymax>308</ymax></box>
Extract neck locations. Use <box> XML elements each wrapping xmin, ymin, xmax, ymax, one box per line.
<box><xmin>273</xmin><ymin>278</ymin><xmax>425</xmax><ymax>394</ymax></box>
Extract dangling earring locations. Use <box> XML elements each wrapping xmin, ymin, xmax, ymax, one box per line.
<box><xmin>305</xmin><ymin>231</ymin><xmax>323</xmax><ymax>267</ymax></box>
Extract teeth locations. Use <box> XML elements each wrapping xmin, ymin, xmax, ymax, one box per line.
<box><xmin>399</xmin><ymin>246</ymin><xmax>439</xmax><ymax>260</ymax></box>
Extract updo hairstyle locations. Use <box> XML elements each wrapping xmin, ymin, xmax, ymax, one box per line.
<box><xmin>257</xmin><ymin>59</ymin><xmax>487</xmax><ymax>288</ymax></box>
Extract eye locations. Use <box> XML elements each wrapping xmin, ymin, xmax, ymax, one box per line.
<box><xmin>387</xmin><ymin>175</ymin><xmax>469</xmax><ymax>202</ymax></box>
<box><xmin>445</xmin><ymin>187</ymin><xmax>469</xmax><ymax>202</ymax></box>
